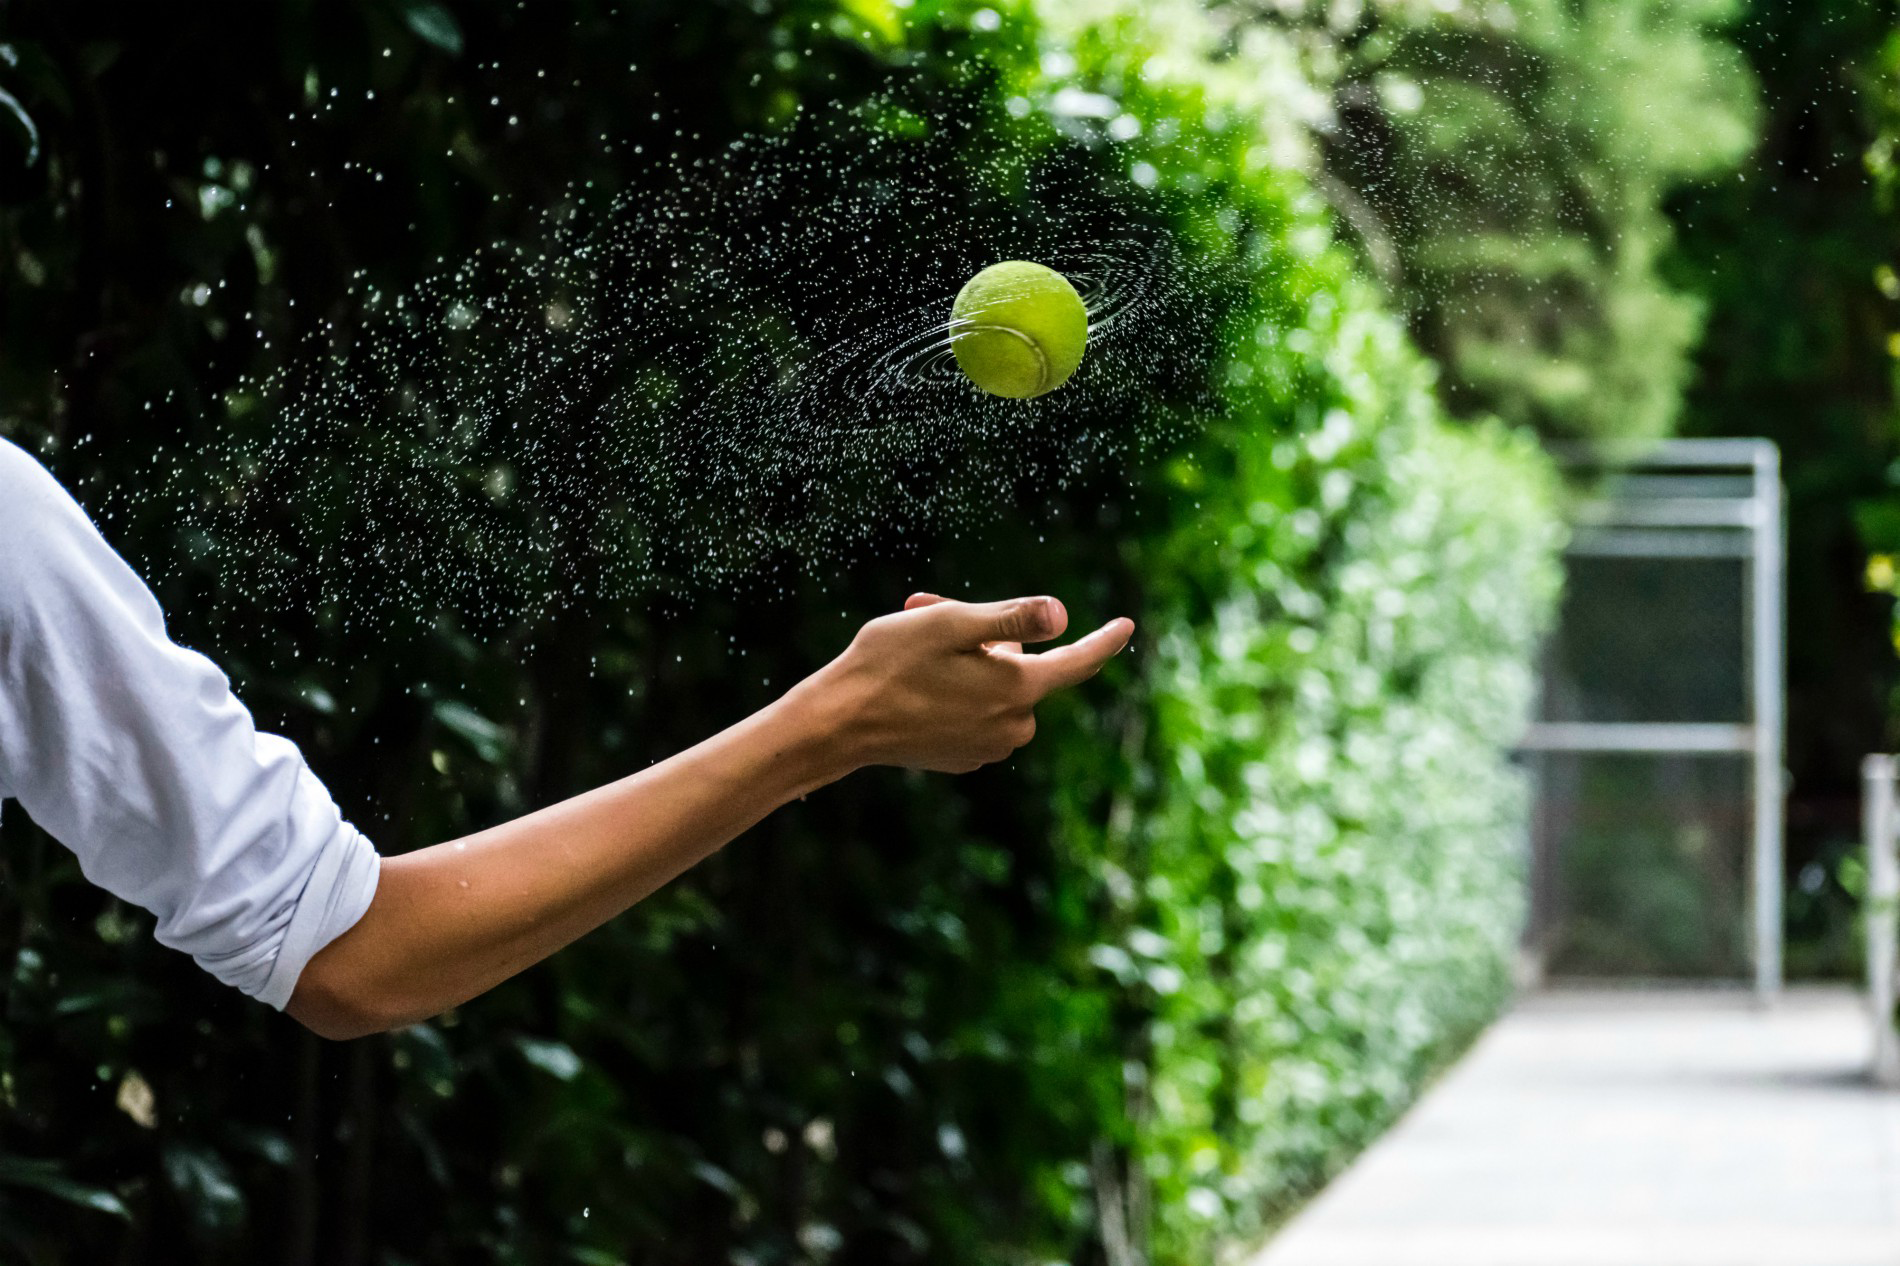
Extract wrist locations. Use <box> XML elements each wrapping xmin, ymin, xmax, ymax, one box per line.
<box><xmin>770</xmin><ymin>660</ymin><xmax>870</xmax><ymax>791</ymax></box>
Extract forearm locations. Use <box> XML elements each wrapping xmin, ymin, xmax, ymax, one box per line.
<box><xmin>288</xmin><ymin>673</ymin><xmax>856</xmax><ymax>1039</ymax></box>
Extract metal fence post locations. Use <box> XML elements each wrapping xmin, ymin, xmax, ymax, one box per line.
<box><xmin>1863</xmin><ymin>754</ymin><xmax>1900</xmax><ymax>1086</ymax></box>
<box><xmin>1751</xmin><ymin>446</ymin><xmax>1785</xmax><ymax>1004</ymax></box>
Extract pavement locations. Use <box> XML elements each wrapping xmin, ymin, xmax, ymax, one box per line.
<box><xmin>1250</xmin><ymin>987</ymin><xmax>1900</xmax><ymax>1266</ymax></box>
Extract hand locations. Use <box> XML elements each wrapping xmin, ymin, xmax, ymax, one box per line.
<box><xmin>804</xmin><ymin>594</ymin><xmax>1135</xmax><ymax>774</ymax></box>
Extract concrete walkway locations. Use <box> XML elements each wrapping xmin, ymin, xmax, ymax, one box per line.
<box><xmin>1252</xmin><ymin>988</ymin><xmax>1900</xmax><ymax>1266</ymax></box>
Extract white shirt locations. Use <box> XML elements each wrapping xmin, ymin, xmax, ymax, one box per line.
<box><xmin>0</xmin><ymin>438</ymin><xmax>380</xmax><ymax>1009</ymax></box>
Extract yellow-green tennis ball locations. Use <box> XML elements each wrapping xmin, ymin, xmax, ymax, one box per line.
<box><xmin>950</xmin><ymin>261</ymin><xmax>1089</xmax><ymax>399</ymax></box>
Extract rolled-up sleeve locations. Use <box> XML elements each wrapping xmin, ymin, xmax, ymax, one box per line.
<box><xmin>0</xmin><ymin>439</ymin><xmax>379</xmax><ymax>1008</ymax></box>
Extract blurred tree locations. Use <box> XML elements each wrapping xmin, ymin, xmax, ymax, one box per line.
<box><xmin>1671</xmin><ymin>0</ymin><xmax>1900</xmax><ymax>977</ymax></box>
<box><xmin>1214</xmin><ymin>0</ymin><xmax>1760</xmax><ymax>444</ymax></box>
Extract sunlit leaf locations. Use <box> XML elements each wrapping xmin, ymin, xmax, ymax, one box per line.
<box><xmin>160</xmin><ymin>1146</ymin><xmax>245</xmax><ymax>1236</ymax></box>
<box><xmin>402</xmin><ymin>2</ymin><xmax>465</xmax><ymax>56</ymax></box>
<box><xmin>516</xmin><ymin>1037</ymin><xmax>583</xmax><ymax>1081</ymax></box>
<box><xmin>0</xmin><ymin>86</ymin><xmax>38</xmax><ymax>167</ymax></box>
<box><xmin>432</xmin><ymin>698</ymin><xmax>510</xmax><ymax>763</ymax></box>
<box><xmin>0</xmin><ymin>1157</ymin><xmax>129</xmax><ymax>1220</ymax></box>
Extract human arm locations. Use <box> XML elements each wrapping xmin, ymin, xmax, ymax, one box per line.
<box><xmin>0</xmin><ymin>439</ymin><xmax>381</xmax><ymax>1006</ymax></box>
<box><xmin>287</xmin><ymin>595</ymin><xmax>1133</xmax><ymax>1040</ymax></box>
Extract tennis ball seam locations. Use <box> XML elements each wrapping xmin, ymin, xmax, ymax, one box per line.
<box><xmin>955</xmin><ymin>321</ymin><xmax>1051</xmax><ymax>396</ymax></box>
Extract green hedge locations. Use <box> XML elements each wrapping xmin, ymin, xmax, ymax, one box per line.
<box><xmin>1023</xmin><ymin>9</ymin><xmax>1564</xmax><ymax>1255</ymax></box>
<box><xmin>0</xmin><ymin>1</ymin><xmax>1558</xmax><ymax>1262</ymax></box>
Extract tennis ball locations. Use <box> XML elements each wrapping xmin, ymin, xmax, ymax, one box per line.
<box><xmin>950</xmin><ymin>261</ymin><xmax>1088</xmax><ymax>399</ymax></box>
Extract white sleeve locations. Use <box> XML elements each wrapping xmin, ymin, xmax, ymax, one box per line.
<box><xmin>0</xmin><ymin>439</ymin><xmax>380</xmax><ymax>1009</ymax></box>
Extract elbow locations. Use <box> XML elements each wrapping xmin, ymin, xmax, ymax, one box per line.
<box><xmin>286</xmin><ymin>975</ymin><xmax>395</xmax><ymax>1041</ymax></box>
<box><xmin>284</xmin><ymin>954</ymin><xmax>419</xmax><ymax>1041</ymax></box>
<box><xmin>289</xmin><ymin>1003</ymin><xmax>391</xmax><ymax>1043</ymax></box>
<box><xmin>292</xmin><ymin>1012</ymin><xmax>384</xmax><ymax>1043</ymax></box>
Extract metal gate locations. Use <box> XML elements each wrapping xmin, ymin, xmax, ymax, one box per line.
<box><xmin>1522</xmin><ymin>439</ymin><xmax>1785</xmax><ymax>1001</ymax></box>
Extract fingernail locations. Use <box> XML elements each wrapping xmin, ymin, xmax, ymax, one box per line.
<box><xmin>1028</xmin><ymin>596</ymin><xmax>1054</xmax><ymax>629</ymax></box>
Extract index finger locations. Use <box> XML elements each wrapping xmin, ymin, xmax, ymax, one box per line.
<box><xmin>1016</xmin><ymin>617</ymin><xmax>1135</xmax><ymax>696</ymax></box>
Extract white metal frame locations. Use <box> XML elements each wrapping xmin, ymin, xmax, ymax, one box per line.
<box><xmin>1861</xmin><ymin>755</ymin><xmax>1900</xmax><ymax>1085</ymax></box>
<box><xmin>1523</xmin><ymin>438</ymin><xmax>1786</xmax><ymax>1002</ymax></box>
